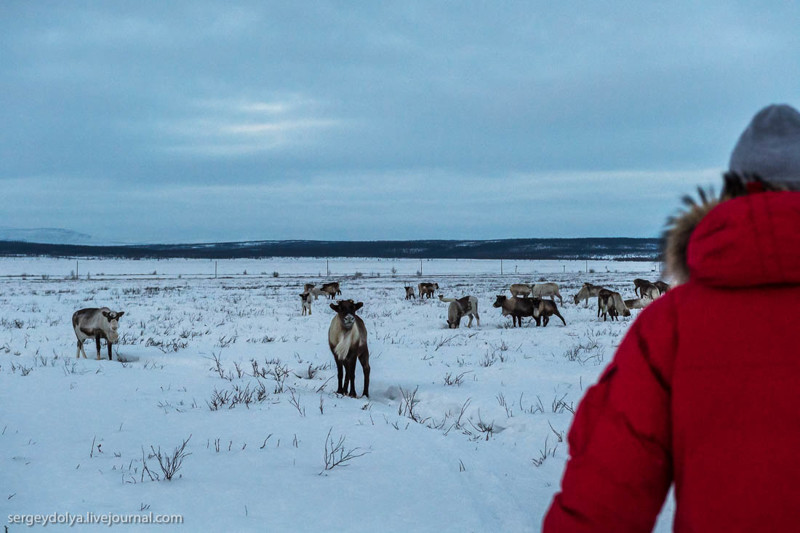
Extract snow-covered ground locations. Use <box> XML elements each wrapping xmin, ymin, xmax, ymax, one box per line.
<box><xmin>0</xmin><ymin>257</ymin><xmax>673</xmax><ymax>532</ymax></box>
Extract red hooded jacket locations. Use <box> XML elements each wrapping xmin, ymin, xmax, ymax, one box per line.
<box><xmin>544</xmin><ymin>191</ymin><xmax>800</xmax><ymax>532</ymax></box>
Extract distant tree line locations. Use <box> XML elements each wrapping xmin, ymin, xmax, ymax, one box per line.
<box><xmin>0</xmin><ymin>238</ymin><xmax>661</xmax><ymax>261</ymax></box>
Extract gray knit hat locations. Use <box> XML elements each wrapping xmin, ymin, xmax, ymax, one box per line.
<box><xmin>729</xmin><ymin>104</ymin><xmax>800</xmax><ymax>187</ymax></box>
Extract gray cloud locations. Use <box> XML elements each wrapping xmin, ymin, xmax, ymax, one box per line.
<box><xmin>1</xmin><ymin>1</ymin><xmax>798</xmax><ymax>242</ymax></box>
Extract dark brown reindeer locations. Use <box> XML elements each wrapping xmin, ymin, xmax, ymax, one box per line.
<box><xmin>404</xmin><ymin>286</ymin><xmax>416</xmax><ymax>300</ymax></box>
<box><xmin>493</xmin><ymin>295</ymin><xmax>535</xmax><ymax>327</ymax></box>
<box><xmin>72</xmin><ymin>307</ymin><xmax>125</xmax><ymax>360</ymax></box>
<box><xmin>328</xmin><ymin>300</ymin><xmax>370</xmax><ymax>398</ymax></box>
<box><xmin>531</xmin><ymin>298</ymin><xmax>566</xmax><ymax>327</ymax></box>
<box><xmin>418</xmin><ymin>282</ymin><xmax>439</xmax><ymax>299</ymax></box>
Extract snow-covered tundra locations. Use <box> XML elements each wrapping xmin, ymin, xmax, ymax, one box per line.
<box><xmin>0</xmin><ymin>257</ymin><xmax>674</xmax><ymax>532</ymax></box>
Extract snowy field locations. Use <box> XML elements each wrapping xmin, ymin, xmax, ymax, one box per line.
<box><xmin>1</xmin><ymin>257</ymin><xmax>674</xmax><ymax>532</ymax></box>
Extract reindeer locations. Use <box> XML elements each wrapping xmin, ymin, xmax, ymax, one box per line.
<box><xmin>633</xmin><ymin>278</ymin><xmax>652</xmax><ymax>297</ymax></box>
<box><xmin>72</xmin><ymin>308</ymin><xmax>125</xmax><ymax>360</ymax></box>
<box><xmin>418</xmin><ymin>282</ymin><xmax>439</xmax><ymax>299</ymax></box>
<box><xmin>509</xmin><ymin>283</ymin><xmax>532</xmax><ymax>297</ymax></box>
<box><xmin>531</xmin><ymin>298</ymin><xmax>566</xmax><ymax>327</ymax></box>
<box><xmin>404</xmin><ymin>286</ymin><xmax>416</xmax><ymax>300</ymax></box>
<box><xmin>300</xmin><ymin>292</ymin><xmax>313</xmax><ymax>315</ymax></box>
<box><xmin>321</xmin><ymin>282</ymin><xmax>342</xmax><ymax>299</ymax></box>
<box><xmin>309</xmin><ymin>287</ymin><xmax>326</xmax><ymax>300</ymax></box>
<box><xmin>439</xmin><ymin>295</ymin><xmax>480</xmax><ymax>328</ymax></box>
<box><xmin>640</xmin><ymin>282</ymin><xmax>662</xmax><ymax>300</ymax></box>
<box><xmin>492</xmin><ymin>295</ymin><xmax>535</xmax><ymax>327</ymax></box>
<box><xmin>653</xmin><ymin>280</ymin><xmax>671</xmax><ymax>294</ymax></box>
<box><xmin>328</xmin><ymin>300</ymin><xmax>370</xmax><ymax>398</ymax></box>
<box><xmin>573</xmin><ymin>283</ymin><xmax>604</xmax><ymax>308</ymax></box>
<box><xmin>598</xmin><ymin>289</ymin><xmax>630</xmax><ymax>321</ymax></box>
<box><xmin>624</xmin><ymin>297</ymin><xmax>653</xmax><ymax>310</ymax></box>
<box><xmin>531</xmin><ymin>282</ymin><xmax>563</xmax><ymax>305</ymax></box>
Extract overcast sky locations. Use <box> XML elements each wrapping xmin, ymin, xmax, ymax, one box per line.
<box><xmin>1</xmin><ymin>1</ymin><xmax>798</xmax><ymax>243</ymax></box>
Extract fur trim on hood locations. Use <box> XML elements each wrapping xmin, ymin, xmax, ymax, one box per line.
<box><xmin>663</xmin><ymin>188</ymin><xmax>720</xmax><ymax>285</ymax></box>
<box><xmin>663</xmin><ymin>173</ymin><xmax>793</xmax><ymax>285</ymax></box>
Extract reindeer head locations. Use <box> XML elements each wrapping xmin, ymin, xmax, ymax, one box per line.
<box><xmin>330</xmin><ymin>300</ymin><xmax>363</xmax><ymax>330</ymax></box>
<box><xmin>492</xmin><ymin>295</ymin><xmax>507</xmax><ymax>308</ymax></box>
<box><xmin>101</xmin><ymin>310</ymin><xmax>124</xmax><ymax>330</ymax></box>
<box><xmin>101</xmin><ymin>310</ymin><xmax>124</xmax><ymax>342</ymax></box>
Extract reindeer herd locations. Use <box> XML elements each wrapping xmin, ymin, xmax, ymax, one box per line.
<box><xmin>70</xmin><ymin>275</ymin><xmax>670</xmax><ymax>400</ymax></box>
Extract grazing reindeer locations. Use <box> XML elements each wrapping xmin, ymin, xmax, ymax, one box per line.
<box><xmin>509</xmin><ymin>283</ymin><xmax>532</xmax><ymax>297</ymax></box>
<box><xmin>304</xmin><ymin>283</ymin><xmax>316</xmax><ymax>293</ymax></box>
<box><xmin>404</xmin><ymin>286</ymin><xmax>416</xmax><ymax>300</ymax></box>
<box><xmin>321</xmin><ymin>282</ymin><xmax>342</xmax><ymax>299</ymax></box>
<box><xmin>300</xmin><ymin>292</ymin><xmax>313</xmax><ymax>315</ymax></box>
<box><xmin>633</xmin><ymin>278</ymin><xmax>652</xmax><ymax>297</ymax></box>
<box><xmin>418</xmin><ymin>282</ymin><xmax>439</xmax><ymax>299</ymax></box>
<box><xmin>653</xmin><ymin>280</ymin><xmax>671</xmax><ymax>294</ymax></box>
<box><xmin>439</xmin><ymin>295</ymin><xmax>480</xmax><ymax>328</ymax></box>
<box><xmin>598</xmin><ymin>289</ymin><xmax>630</xmax><ymax>321</ymax></box>
<box><xmin>640</xmin><ymin>282</ymin><xmax>662</xmax><ymax>300</ymax></box>
<box><xmin>573</xmin><ymin>283</ymin><xmax>604</xmax><ymax>308</ymax></box>
<box><xmin>531</xmin><ymin>298</ymin><xmax>567</xmax><ymax>327</ymax></box>
<box><xmin>493</xmin><ymin>295</ymin><xmax>535</xmax><ymax>327</ymax></box>
<box><xmin>532</xmin><ymin>282</ymin><xmax>563</xmax><ymax>305</ymax></box>
<box><xmin>72</xmin><ymin>308</ymin><xmax>125</xmax><ymax>360</ymax></box>
<box><xmin>624</xmin><ymin>297</ymin><xmax>653</xmax><ymax>310</ymax></box>
<box><xmin>328</xmin><ymin>300</ymin><xmax>370</xmax><ymax>398</ymax></box>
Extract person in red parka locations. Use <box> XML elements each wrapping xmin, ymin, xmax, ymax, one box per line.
<box><xmin>543</xmin><ymin>104</ymin><xmax>800</xmax><ymax>532</ymax></box>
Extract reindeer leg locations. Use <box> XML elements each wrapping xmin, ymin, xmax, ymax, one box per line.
<box><xmin>359</xmin><ymin>351</ymin><xmax>370</xmax><ymax>398</ymax></box>
<box><xmin>335</xmin><ymin>360</ymin><xmax>345</xmax><ymax>395</ymax></box>
<box><xmin>76</xmin><ymin>340</ymin><xmax>82</xmax><ymax>358</ymax></box>
<box><xmin>95</xmin><ymin>336</ymin><xmax>102</xmax><ymax>360</ymax></box>
<box><xmin>108</xmin><ymin>341</ymin><xmax>113</xmax><ymax>360</ymax></box>
<box><xmin>346</xmin><ymin>358</ymin><xmax>357</xmax><ymax>398</ymax></box>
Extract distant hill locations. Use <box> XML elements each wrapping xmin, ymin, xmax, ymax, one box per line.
<box><xmin>0</xmin><ymin>227</ymin><xmax>99</xmax><ymax>245</ymax></box>
<box><xmin>0</xmin><ymin>238</ymin><xmax>662</xmax><ymax>260</ymax></box>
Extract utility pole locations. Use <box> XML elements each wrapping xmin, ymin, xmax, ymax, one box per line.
<box><xmin>500</xmin><ymin>259</ymin><xmax>503</xmax><ymax>275</ymax></box>
<box><xmin>214</xmin><ymin>261</ymin><xmax>218</xmax><ymax>279</ymax></box>
<box><xmin>419</xmin><ymin>259</ymin><xmax>423</xmax><ymax>276</ymax></box>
